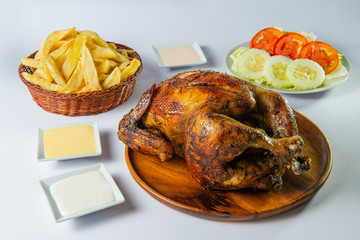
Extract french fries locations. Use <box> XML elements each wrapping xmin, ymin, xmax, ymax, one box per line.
<box><xmin>21</xmin><ymin>27</ymin><xmax>140</xmax><ymax>93</ymax></box>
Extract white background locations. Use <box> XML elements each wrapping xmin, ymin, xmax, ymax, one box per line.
<box><xmin>1</xmin><ymin>0</ymin><xmax>359</xmax><ymax>239</ymax></box>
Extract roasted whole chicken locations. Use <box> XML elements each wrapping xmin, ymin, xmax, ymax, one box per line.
<box><xmin>118</xmin><ymin>70</ymin><xmax>310</xmax><ymax>191</ymax></box>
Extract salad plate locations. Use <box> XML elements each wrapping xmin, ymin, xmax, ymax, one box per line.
<box><xmin>226</xmin><ymin>41</ymin><xmax>351</xmax><ymax>94</ymax></box>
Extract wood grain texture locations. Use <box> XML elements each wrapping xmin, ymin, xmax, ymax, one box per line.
<box><xmin>125</xmin><ymin>111</ymin><xmax>332</xmax><ymax>221</ymax></box>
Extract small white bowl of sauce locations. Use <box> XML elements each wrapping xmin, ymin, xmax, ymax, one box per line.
<box><xmin>40</xmin><ymin>163</ymin><xmax>125</xmax><ymax>222</ymax></box>
<box><xmin>152</xmin><ymin>41</ymin><xmax>207</xmax><ymax>68</ymax></box>
<box><xmin>37</xmin><ymin>121</ymin><xmax>102</xmax><ymax>162</ymax></box>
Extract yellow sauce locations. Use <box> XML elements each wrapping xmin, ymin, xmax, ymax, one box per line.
<box><xmin>159</xmin><ymin>46</ymin><xmax>201</xmax><ymax>66</ymax></box>
<box><xmin>43</xmin><ymin>125</ymin><xmax>97</xmax><ymax>158</ymax></box>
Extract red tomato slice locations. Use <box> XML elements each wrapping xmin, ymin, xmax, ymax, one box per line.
<box><xmin>250</xmin><ymin>27</ymin><xmax>284</xmax><ymax>55</ymax></box>
<box><xmin>273</xmin><ymin>32</ymin><xmax>309</xmax><ymax>59</ymax></box>
<box><xmin>299</xmin><ymin>41</ymin><xmax>340</xmax><ymax>74</ymax></box>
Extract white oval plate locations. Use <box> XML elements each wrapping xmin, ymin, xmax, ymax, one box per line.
<box><xmin>226</xmin><ymin>41</ymin><xmax>351</xmax><ymax>94</ymax></box>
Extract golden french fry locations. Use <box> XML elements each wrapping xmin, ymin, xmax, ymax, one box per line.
<box><xmin>61</xmin><ymin>33</ymin><xmax>88</xmax><ymax>80</ymax></box>
<box><xmin>121</xmin><ymin>58</ymin><xmax>140</xmax><ymax>80</ymax></box>
<box><xmin>126</xmin><ymin>50</ymin><xmax>135</xmax><ymax>55</ymax></box>
<box><xmin>51</xmin><ymin>40</ymin><xmax>68</xmax><ymax>49</ymax></box>
<box><xmin>112</xmin><ymin>48</ymin><xmax>129</xmax><ymax>63</ymax></box>
<box><xmin>44</xmin><ymin>56</ymin><xmax>66</xmax><ymax>86</ymax></box>
<box><xmin>76</xmin><ymin>85</ymin><xmax>90</xmax><ymax>93</ymax></box>
<box><xmin>49</xmin><ymin>38</ymin><xmax>74</xmax><ymax>60</ymax></box>
<box><xmin>94</xmin><ymin>57</ymin><xmax>118</xmax><ymax>66</ymax></box>
<box><xmin>99</xmin><ymin>73</ymin><xmax>109</xmax><ymax>82</ymax></box>
<box><xmin>80</xmin><ymin>30</ymin><xmax>108</xmax><ymax>48</ymax></box>
<box><xmin>56</xmin><ymin>47</ymin><xmax>70</xmax><ymax>70</ymax></box>
<box><xmin>96</xmin><ymin>59</ymin><xmax>111</xmax><ymax>74</ymax></box>
<box><xmin>117</xmin><ymin>49</ymin><xmax>135</xmax><ymax>58</ymax></box>
<box><xmin>90</xmin><ymin>44</ymin><xmax>124</xmax><ymax>62</ymax></box>
<box><xmin>46</xmin><ymin>27</ymin><xmax>77</xmax><ymax>42</ymax></box>
<box><xmin>87</xmin><ymin>41</ymin><xmax>129</xmax><ymax>63</ymax></box>
<box><xmin>60</xmin><ymin>61</ymin><xmax>84</xmax><ymax>93</ymax></box>
<box><xmin>35</xmin><ymin>40</ymin><xmax>52</xmax><ymax>59</ymax></box>
<box><xmin>108</xmin><ymin>42</ymin><xmax>117</xmax><ymax>50</ymax></box>
<box><xmin>22</xmin><ymin>72</ymin><xmax>61</xmax><ymax>91</ymax></box>
<box><xmin>109</xmin><ymin>59</ymin><xmax>119</xmax><ymax>68</ymax></box>
<box><xmin>119</xmin><ymin>61</ymin><xmax>130</xmax><ymax>71</ymax></box>
<box><xmin>96</xmin><ymin>59</ymin><xmax>119</xmax><ymax>74</ymax></box>
<box><xmin>101</xmin><ymin>67</ymin><xmax>121</xmax><ymax>89</ymax></box>
<box><xmin>81</xmin><ymin>46</ymin><xmax>102</xmax><ymax>91</ymax></box>
<box><xmin>33</xmin><ymin>66</ymin><xmax>53</xmax><ymax>83</ymax></box>
<box><xmin>93</xmin><ymin>58</ymin><xmax>104</xmax><ymax>63</ymax></box>
<box><xmin>85</xmin><ymin>40</ymin><xmax>97</xmax><ymax>50</ymax></box>
<box><xmin>89</xmin><ymin>45</ymin><xmax>113</xmax><ymax>59</ymax></box>
<box><xmin>21</xmin><ymin>57</ymin><xmax>42</xmax><ymax>69</ymax></box>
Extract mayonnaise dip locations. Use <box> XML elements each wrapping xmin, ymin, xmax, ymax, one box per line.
<box><xmin>50</xmin><ymin>170</ymin><xmax>115</xmax><ymax>216</ymax></box>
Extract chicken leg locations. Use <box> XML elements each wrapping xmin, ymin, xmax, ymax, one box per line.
<box><xmin>184</xmin><ymin>109</ymin><xmax>303</xmax><ymax>189</ymax></box>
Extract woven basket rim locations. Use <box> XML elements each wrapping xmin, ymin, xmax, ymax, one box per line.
<box><xmin>18</xmin><ymin>42</ymin><xmax>143</xmax><ymax>100</ymax></box>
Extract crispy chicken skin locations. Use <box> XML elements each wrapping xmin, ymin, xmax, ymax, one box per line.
<box><xmin>118</xmin><ymin>70</ymin><xmax>310</xmax><ymax>191</ymax></box>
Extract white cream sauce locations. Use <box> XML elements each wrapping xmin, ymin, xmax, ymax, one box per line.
<box><xmin>50</xmin><ymin>170</ymin><xmax>115</xmax><ymax>216</ymax></box>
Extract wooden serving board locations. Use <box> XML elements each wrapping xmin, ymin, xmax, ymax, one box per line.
<box><xmin>125</xmin><ymin>111</ymin><xmax>332</xmax><ymax>221</ymax></box>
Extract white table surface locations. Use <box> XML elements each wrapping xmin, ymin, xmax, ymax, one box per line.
<box><xmin>1</xmin><ymin>0</ymin><xmax>359</xmax><ymax>239</ymax></box>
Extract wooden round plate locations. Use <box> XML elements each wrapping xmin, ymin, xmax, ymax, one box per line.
<box><xmin>125</xmin><ymin>111</ymin><xmax>332</xmax><ymax>221</ymax></box>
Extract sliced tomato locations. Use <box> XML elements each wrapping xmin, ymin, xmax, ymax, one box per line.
<box><xmin>273</xmin><ymin>32</ymin><xmax>309</xmax><ymax>59</ymax></box>
<box><xmin>299</xmin><ymin>41</ymin><xmax>339</xmax><ymax>74</ymax></box>
<box><xmin>250</xmin><ymin>27</ymin><xmax>284</xmax><ymax>55</ymax></box>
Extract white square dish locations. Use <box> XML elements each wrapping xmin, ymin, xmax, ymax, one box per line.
<box><xmin>37</xmin><ymin>121</ymin><xmax>102</xmax><ymax>162</ymax></box>
<box><xmin>39</xmin><ymin>163</ymin><xmax>125</xmax><ymax>222</ymax></box>
<box><xmin>152</xmin><ymin>41</ymin><xmax>207</xmax><ymax>68</ymax></box>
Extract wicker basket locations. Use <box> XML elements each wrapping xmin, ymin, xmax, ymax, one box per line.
<box><xmin>18</xmin><ymin>43</ymin><xmax>142</xmax><ymax>116</ymax></box>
